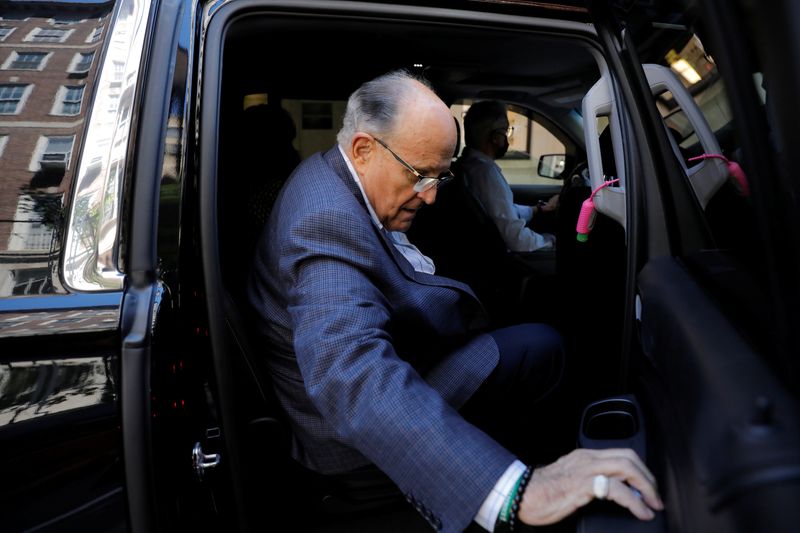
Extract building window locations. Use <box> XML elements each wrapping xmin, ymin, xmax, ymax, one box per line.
<box><xmin>7</xmin><ymin>194</ymin><xmax>62</xmax><ymax>253</ymax></box>
<box><xmin>4</xmin><ymin>51</ymin><xmax>48</xmax><ymax>70</ymax></box>
<box><xmin>112</xmin><ymin>61</ymin><xmax>124</xmax><ymax>83</ymax></box>
<box><xmin>0</xmin><ymin>26</ymin><xmax>15</xmax><ymax>41</ymax></box>
<box><xmin>68</xmin><ymin>51</ymin><xmax>94</xmax><ymax>74</ymax></box>
<box><xmin>87</xmin><ymin>26</ymin><xmax>102</xmax><ymax>43</ymax></box>
<box><xmin>0</xmin><ymin>84</ymin><xmax>28</xmax><ymax>114</ymax></box>
<box><xmin>38</xmin><ymin>135</ymin><xmax>74</xmax><ymax>170</ymax></box>
<box><xmin>107</xmin><ymin>92</ymin><xmax>119</xmax><ymax>113</ymax></box>
<box><xmin>0</xmin><ymin>134</ymin><xmax>8</xmax><ymax>157</ymax></box>
<box><xmin>11</xmin><ymin>268</ymin><xmax>50</xmax><ymax>295</ymax></box>
<box><xmin>53</xmin><ymin>85</ymin><xmax>85</xmax><ymax>116</ymax></box>
<box><xmin>165</xmin><ymin>126</ymin><xmax>181</xmax><ymax>154</ymax></box>
<box><xmin>26</xmin><ymin>27</ymin><xmax>71</xmax><ymax>43</ymax></box>
<box><xmin>50</xmin><ymin>17</ymin><xmax>84</xmax><ymax>26</ymax></box>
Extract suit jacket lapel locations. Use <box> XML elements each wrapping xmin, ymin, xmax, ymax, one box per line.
<box><xmin>322</xmin><ymin>147</ymin><xmax>480</xmax><ymax>298</ymax></box>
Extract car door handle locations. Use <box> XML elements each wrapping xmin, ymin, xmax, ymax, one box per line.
<box><xmin>192</xmin><ymin>442</ymin><xmax>221</xmax><ymax>481</ymax></box>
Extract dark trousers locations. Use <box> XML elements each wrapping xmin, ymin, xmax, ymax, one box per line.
<box><xmin>460</xmin><ymin>323</ymin><xmax>566</xmax><ymax>464</ymax></box>
<box><xmin>305</xmin><ymin>324</ymin><xmax>568</xmax><ymax>532</ymax></box>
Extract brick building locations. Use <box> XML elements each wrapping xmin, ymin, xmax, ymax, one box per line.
<box><xmin>0</xmin><ymin>0</ymin><xmax>114</xmax><ymax>296</ymax></box>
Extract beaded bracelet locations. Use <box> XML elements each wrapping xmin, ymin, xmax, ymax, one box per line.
<box><xmin>499</xmin><ymin>471</ymin><xmax>525</xmax><ymax>524</ymax></box>
<box><xmin>508</xmin><ymin>465</ymin><xmax>533</xmax><ymax>532</ymax></box>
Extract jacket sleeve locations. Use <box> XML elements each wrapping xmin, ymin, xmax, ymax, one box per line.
<box><xmin>281</xmin><ymin>205</ymin><xmax>515</xmax><ymax>533</ymax></box>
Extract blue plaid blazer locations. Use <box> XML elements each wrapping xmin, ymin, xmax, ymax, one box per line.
<box><xmin>248</xmin><ymin>147</ymin><xmax>514</xmax><ymax>532</ymax></box>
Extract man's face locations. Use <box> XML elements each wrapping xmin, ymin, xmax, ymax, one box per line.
<box><xmin>493</xmin><ymin>119</ymin><xmax>510</xmax><ymax>159</ymax></box>
<box><xmin>353</xmin><ymin>90</ymin><xmax>456</xmax><ymax>232</ymax></box>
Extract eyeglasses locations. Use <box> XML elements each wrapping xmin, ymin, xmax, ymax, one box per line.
<box><xmin>373</xmin><ymin>137</ymin><xmax>454</xmax><ymax>193</ymax></box>
<box><xmin>494</xmin><ymin>126</ymin><xmax>514</xmax><ymax>137</ymax></box>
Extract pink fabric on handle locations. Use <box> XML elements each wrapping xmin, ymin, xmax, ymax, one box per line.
<box><xmin>688</xmin><ymin>154</ymin><xmax>751</xmax><ymax>197</ymax></box>
<box><xmin>576</xmin><ymin>178</ymin><xmax>620</xmax><ymax>241</ymax></box>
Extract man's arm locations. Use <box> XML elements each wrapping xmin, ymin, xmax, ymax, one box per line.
<box><xmin>471</xmin><ymin>164</ymin><xmax>554</xmax><ymax>252</ymax></box>
<box><xmin>281</xmin><ymin>206</ymin><xmax>514</xmax><ymax>533</ymax></box>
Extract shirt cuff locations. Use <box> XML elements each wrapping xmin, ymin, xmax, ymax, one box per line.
<box><xmin>515</xmin><ymin>203</ymin><xmax>534</xmax><ymax>222</ymax></box>
<box><xmin>474</xmin><ymin>460</ymin><xmax>527</xmax><ymax>532</ymax></box>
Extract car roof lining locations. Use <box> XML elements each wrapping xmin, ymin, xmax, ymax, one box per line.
<box><xmin>221</xmin><ymin>12</ymin><xmax>601</xmax><ymax>112</ymax></box>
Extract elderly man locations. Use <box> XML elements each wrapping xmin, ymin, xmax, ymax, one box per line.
<box><xmin>248</xmin><ymin>70</ymin><xmax>662</xmax><ymax>532</ymax></box>
<box><xmin>459</xmin><ymin>100</ymin><xmax>557</xmax><ymax>252</ymax></box>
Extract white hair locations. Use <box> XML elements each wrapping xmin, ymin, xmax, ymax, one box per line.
<box><xmin>336</xmin><ymin>69</ymin><xmax>434</xmax><ymax>147</ymax></box>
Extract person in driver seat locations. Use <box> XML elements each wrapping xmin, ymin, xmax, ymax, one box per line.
<box><xmin>458</xmin><ymin>100</ymin><xmax>558</xmax><ymax>252</ymax></box>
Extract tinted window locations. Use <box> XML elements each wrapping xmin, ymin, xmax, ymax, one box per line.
<box><xmin>452</xmin><ymin>101</ymin><xmax>571</xmax><ymax>185</ymax></box>
<box><xmin>0</xmin><ymin>1</ymin><xmax>113</xmax><ymax>296</ymax></box>
<box><xmin>631</xmin><ymin>13</ymin><xmax>783</xmax><ymax>366</ymax></box>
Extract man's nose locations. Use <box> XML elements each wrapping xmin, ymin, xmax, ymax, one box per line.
<box><xmin>418</xmin><ymin>186</ymin><xmax>437</xmax><ymax>205</ymax></box>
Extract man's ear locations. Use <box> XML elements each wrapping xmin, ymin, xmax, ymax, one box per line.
<box><xmin>489</xmin><ymin>130</ymin><xmax>503</xmax><ymax>149</ymax></box>
<box><xmin>351</xmin><ymin>134</ymin><xmax>374</xmax><ymax>166</ymax></box>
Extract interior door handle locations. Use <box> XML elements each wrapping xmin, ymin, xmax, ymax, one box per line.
<box><xmin>192</xmin><ymin>441</ymin><xmax>221</xmax><ymax>481</ymax></box>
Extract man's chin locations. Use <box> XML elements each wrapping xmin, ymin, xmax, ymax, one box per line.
<box><xmin>388</xmin><ymin>221</ymin><xmax>412</xmax><ymax>233</ymax></box>
<box><xmin>387</xmin><ymin>216</ymin><xmax>415</xmax><ymax>233</ymax></box>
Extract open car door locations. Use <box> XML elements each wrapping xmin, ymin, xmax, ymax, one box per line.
<box><xmin>584</xmin><ymin>1</ymin><xmax>800</xmax><ymax>531</ymax></box>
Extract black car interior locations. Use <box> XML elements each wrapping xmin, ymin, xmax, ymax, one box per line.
<box><xmin>208</xmin><ymin>10</ymin><xmax>659</xmax><ymax>532</ymax></box>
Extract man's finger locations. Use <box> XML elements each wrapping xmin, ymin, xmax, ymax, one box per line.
<box><xmin>605</xmin><ymin>477</ymin><xmax>656</xmax><ymax>521</ymax></box>
<box><xmin>584</xmin><ymin>455</ymin><xmax>663</xmax><ymax>509</ymax></box>
<box><xmin>589</xmin><ymin>448</ymin><xmax>657</xmax><ymax>487</ymax></box>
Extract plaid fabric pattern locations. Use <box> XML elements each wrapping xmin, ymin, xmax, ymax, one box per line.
<box><xmin>248</xmin><ymin>148</ymin><xmax>514</xmax><ymax>532</ymax></box>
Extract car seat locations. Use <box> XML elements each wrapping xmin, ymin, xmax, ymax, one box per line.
<box><xmin>408</xmin><ymin>158</ymin><xmax>549</xmax><ymax>327</ymax></box>
<box><xmin>216</xmin><ymin>103</ymin><xmax>412</xmax><ymax>530</ymax></box>
<box><xmin>219</xmin><ymin>103</ymin><xmax>301</xmax><ymax>302</ymax></box>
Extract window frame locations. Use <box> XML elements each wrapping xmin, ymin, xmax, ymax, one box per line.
<box><xmin>49</xmin><ymin>17</ymin><xmax>85</xmax><ymax>26</ymax></box>
<box><xmin>67</xmin><ymin>51</ymin><xmax>94</xmax><ymax>74</ymax></box>
<box><xmin>0</xmin><ymin>83</ymin><xmax>32</xmax><ymax>114</ymax></box>
<box><xmin>51</xmin><ymin>85</ymin><xmax>85</xmax><ymax>116</ymax></box>
<box><xmin>7</xmin><ymin>193</ymin><xmax>63</xmax><ymax>254</ymax></box>
<box><xmin>24</xmin><ymin>27</ymin><xmax>73</xmax><ymax>43</ymax></box>
<box><xmin>86</xmin><ymin>26</ymin><xmax>102</xmax><ymax>43</ymax></box>
<box><xmin>29</xmin><ymin>134</ymin><xmax>75</xmax><ymax>171</ymax></box>
<box><xmin>0</xmin><ymin>26</ymin><xmax>16</xmax><ymax>41</ymax></box>
<box><xmin>2</xmin><ymin>50</ymin><xmax>51</xmax><ymax>71</ymax></box>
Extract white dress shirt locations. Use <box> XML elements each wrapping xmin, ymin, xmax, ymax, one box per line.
<box><xmin>339</xmin><ymin>145</ymin><xmax>521</xmax><ymax>532</ymax></box>
<box><xmin>339</xmin><ymin>145</ymin><xmax>436</xmax><ymax>274</ymax></box>
<box><xmin>459</xmin><ymin>147</ymin><xmax>555</xmax><ymax>252</ymax></box>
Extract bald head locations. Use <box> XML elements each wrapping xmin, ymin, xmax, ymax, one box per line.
<box><xmin>341</xmin><ymin>70</ymin><xmax>456</xmax><ymax>232</ymax></box>
<box><xmin>337</xmin><ymin>69</ymin><xmax>456</xmax><ymax>154</ymax></box>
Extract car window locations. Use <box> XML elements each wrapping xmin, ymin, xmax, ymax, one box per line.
<box><xmin>647</xmin><ymin>33</ymin><xmax>752</xmax><ymax>251</ymax></box>
<box><xmin>0</xmin><ymin>1</ymin><xmax>114</xmax><ymax>296</ymax></box>
<box><xmin>282</xmin><ymin>98</ymin><xmax>345</xmax><ymax>160</ymax></box>
<box><xmin>630</xmin><ymin>18</ymin><xmax>780</xmax><ymax>362</ymax></box>
<box><xmin>452</xmin><ymin>101</ymin><xmax>567</xmax><ymax>185</ymax></box>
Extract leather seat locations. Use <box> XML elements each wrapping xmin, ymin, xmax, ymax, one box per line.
<box><xmin>407</xmin><ymin>160</ymin><xmax>547</xmax><ymax>327</ymax></box>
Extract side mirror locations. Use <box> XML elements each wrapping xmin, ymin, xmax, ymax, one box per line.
<box><xmin>537</xmin><ymin>154</ymin><xmax>566</xmax><ymax>179</ymax></box>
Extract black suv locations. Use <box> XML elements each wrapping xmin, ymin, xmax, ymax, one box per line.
<box><xmin>1</xmin><ymin>0</ymin><xmax>799</xmax><ymax>531</ymax></box>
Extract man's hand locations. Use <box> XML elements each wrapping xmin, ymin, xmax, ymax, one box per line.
<box><xmin>517</xmin><ymin>448</ymin><xmax>664</xmax><ymax>525</ymax></box>
<box><xmin>538</xmin><ymin>194</ymin><xmax>559</xmax><ymax>214</ymax></box>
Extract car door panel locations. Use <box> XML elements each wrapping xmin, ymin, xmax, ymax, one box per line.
<box><xmin>510</xmin><ymin>183</ymin><xmax>562</xmax><ymax>206</ymax></box>
<box><xmin>587</xmin><ymin>1</ymin><xmax>800</xmax><ymax>531</ymax></box>
<box><xmin>0</xmin><ymin>0</ymin><xmax>132</xmax><ymax>518</ymax></box>
<box><xmin>0</xmin><ymin>295</ymin><xmax>124</xmax><ymax>531</ymax></box>
<box><xmin>637</xmin><ymin>256</ymin><xmax>800</xmax><ymax>531</ymax></box>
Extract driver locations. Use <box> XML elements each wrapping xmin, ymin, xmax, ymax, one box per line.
<box><xmin>458</xmin><ymin>100</ymin><xmax>558</xmax><ymax>252</ymax></box>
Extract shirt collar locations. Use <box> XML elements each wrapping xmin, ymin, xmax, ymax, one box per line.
<box><xmin>462</xmin><ymin>146</ymin><xmax>496</xmax><ymax>164</ymax></box>
<box><xmin>338</xmin><ymin>144</ymin><xmax>383</xmax><ymax>230</ymax></box>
